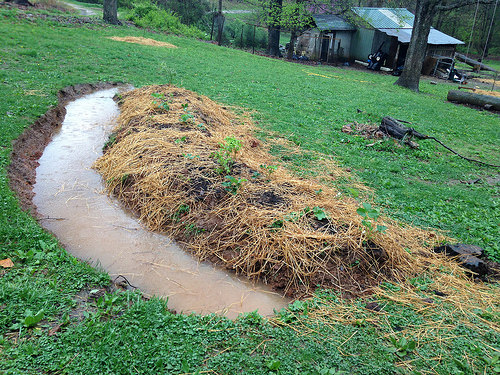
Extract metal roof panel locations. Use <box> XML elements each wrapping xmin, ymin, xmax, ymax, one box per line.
<box><xmin>382</xmin><ymin>28</ymin><xmax>465</xmax><ymax>45</ymax></box>
<box><xmin>352</xmin><ymin>7</ymin><xmax>464</xmax><ymax>45</ymax></box>
<box><xmin>312</xmin><ymin>14</ymin><xmax>356</xmax><ymax>31</ymax></box>
<box><xmin>352</xmin><ymin>7</ymin><xmax>415</xmax><ymax>29</ymax></box>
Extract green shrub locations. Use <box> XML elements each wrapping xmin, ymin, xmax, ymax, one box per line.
<box><xmin>219</xmin><ymin>18</ymin><xmax>267</xmax><ymax>50</ymax></box>
<box><xmin>118</xmin><ymin>0</ymin><xmax>135</xmax><ymax>10</ymax></box>
<box><xmin>126</xmin><ymin>2</ymin><xmax>208</xmax><ymax>39</ymax></box>
<box><xmin>154</xmin><ymin>0</ymin><xmax>211</xmax><ymax>26</ymax></box>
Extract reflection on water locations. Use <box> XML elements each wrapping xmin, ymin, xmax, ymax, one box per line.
<box><xmin>34</xmin><ymin>88</ymin><xmax>288</xmax><ymax>318</ymax></box>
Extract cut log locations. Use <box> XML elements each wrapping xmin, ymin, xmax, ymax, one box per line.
<box><xmin>454</xmin><ymin>53</ymin><xmax>498</xmax><ymax>73</ymax></box>
<box><xmin>379</xmin><ymin>117</ymin><xmax>428</xmax><ymax>140</ymax></box>
<box><xmin>447</xmin><ymin>90</ymin><xmax>500</xmax><ymax>111</ymax></box>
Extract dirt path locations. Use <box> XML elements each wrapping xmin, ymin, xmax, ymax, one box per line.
<box><xmin>224</xmin><ymin>10</ymin><xmax>253</xmax><ymax>14</ymax></box>
<box><xmin>63</xmin><ymin>1</ymin><xmax>96</xmax><ymax>16</ymax></box>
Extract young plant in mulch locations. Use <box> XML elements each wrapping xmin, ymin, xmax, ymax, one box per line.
<box><xmin>151</xmin><ymin>92</ymin><xmax>170</xmax><ymax>112</ymax></box>
<box><xmin>211</xmin><ymin>136</ymin><xmax>242</xmax><ymax>175</ymax></box>
<box><xmin>222</xmin><ymin>176</ymin><xmax>247</xmax><ymax>195</ymax></box>
<box><xmin>357</xmin><ymin>203</ymin><xmax>387</xmax><ymax>238</ymax></box>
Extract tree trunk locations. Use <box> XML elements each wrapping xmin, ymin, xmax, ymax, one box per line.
<box><xmin>216</xmin><ymin>0</ymin><xmax>224</xmax><ymax>46</ymax></box>
<box><xmin>103</xmin><ymin>0</ymin><xmax>120</xmax><ymax>25</ymax></box>
<box><xmin>394</xmin><ymin>0</ymin><xmax>437</xmax><ymax>92</ymax></box>
<box><xmin>268</xmin><ymin>27</ymin><xmax>281</xmax><ymax>56</ymax></box>
<box><xmin>287</xmin><ymin>29</ymin><xmax>297</xmax><ymax>59</ymax></box>
<box><xmin>216</xmin><ymin>13</ymin><xmax>225</xmax><ymax>46</ymax></box>
<box><xmin>267</xmin><ymin>0</ymin><xmax>282</xmax><ymax>56</ymax></box>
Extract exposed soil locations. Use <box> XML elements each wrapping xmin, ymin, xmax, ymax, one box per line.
<box><xmin>8</xmin><ymin>82</ymin><xmax>122</xmax><ymax>215</ymax></box>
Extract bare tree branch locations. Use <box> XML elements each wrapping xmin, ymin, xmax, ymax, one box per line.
<box><xmin>436</xmin><ymin>0</ymin><xmax>494</xmax><ymax>11</ymax></box>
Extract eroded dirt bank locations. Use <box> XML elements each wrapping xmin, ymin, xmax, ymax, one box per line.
<box><xmin>8</xmin><ymin>82</ymin><xmax>122</xmax><ymax>214</ymax></box>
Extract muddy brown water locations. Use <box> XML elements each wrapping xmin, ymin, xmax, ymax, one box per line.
<box><xmin>33</xmin><ymin>87</ymin><xmax>288</xmax><ymax>318</ymax></box>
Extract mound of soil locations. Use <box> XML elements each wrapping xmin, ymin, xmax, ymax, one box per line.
<box><xmin>93</xmin><ymin>85</ymin><xmax>439</xmax><ymax>298</ymax></box>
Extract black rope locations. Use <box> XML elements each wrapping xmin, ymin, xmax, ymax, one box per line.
<box><xmin>113</xmin><ymin>274</ymin><xmax>137</xmax><ymax>289</ymax></box>
<box><xmin>378</xmin><ymin>115</ymin><xmax>500</xmax><ymax>168</ymax></box>
<box><xmin>426</xmin><ymin>136</ymin><xmax>500</xmax><ymax>168</ymax></box>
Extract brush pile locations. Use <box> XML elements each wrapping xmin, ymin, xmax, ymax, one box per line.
<box><xmin>94</xmin><ymin>85</ymin><xmax>440</xmax><ymax>297</ymax></box>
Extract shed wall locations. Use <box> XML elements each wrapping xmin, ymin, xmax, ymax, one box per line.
<box><xmin>336</xmin><ymin>31</ymin><xmax>352</xmax><ymax>58</ymax></box>
<box><xmin>350</xmin><ymin>28</ymin><xmax>375</xmax><ymax>61</ymax></box>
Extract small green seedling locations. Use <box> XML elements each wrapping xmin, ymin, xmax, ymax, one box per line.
<box><xmin>259</xmin><ymin>164</ymin><xmax>278</xmax><ymax>174</ymax></box>
<box><xmin>184</xmin><ymin>223</ymin><xmax>205</xmax><ymax>236</ymax></box>
<box><xmin>172</xmin><ymin>204</ymin><xmax>189</xmax><ymax>222</ymax></box>
<box><xmin>103</xmin><ymin>133</ymin><xmax>117</xmax><ymax>150</ymax></box>
<box><xmin>160</xmin><ymin>64</ymin><xmax>177</xmax><ymax>85</ymax></box>
<box><xmin>180</xmin><ymin>112</ymin><xmax>194</xmax><ymax>124</ymax></box>
<box><xmin>222</xmin><ymin>136</ymin><xmax>242</xmax><ymax>154</ymax></box>
<box><xmin>151</xmin><ymin>93</ymin><xmax>170</xmax><ymax>111</ymax></box>
<box><xmin>251</xmin><ymin>171</ymin><xmax>261</xmax><ymax>179</ymax></box>
<box><xmin>23</xmin><ymin>309</ymin><xmax>45</xmax><ymax>328</ymax></box>
<box><xmin>222</xmin><ymin>176</ymin><xmax>247</xmax><ymax>195</ymax></box>
<box><xmin>312</xmin><ymin>206</ymin><xmax>327</xmax><ymax>220</ymax></box>
<box><xmin>356</xmin><ymin>203</ymin><xmax>387</xmax><ymax>236</ymax></box>
<box><xmin>266</xmin><ymin>359</ymin><xmax>281</xmax><ymax>371</ymax></box>
<box><xmin>388</xmin><ymin>336</ymin><xmax>416</xmax><ymax>357</ymax></box>
<box><xmin>211</xmin><ymin>137</ymin><xmax>242</xmax><ymax>175</ymax></box>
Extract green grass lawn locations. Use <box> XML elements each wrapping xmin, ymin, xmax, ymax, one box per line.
<box><xmin>221</xmin><ymin>0</ymin><xmax>259</xmax><ymax>11</ymax></box>
<box><xmin>484</xmin><ymin>59</ymin><xmax>500</xmax><ymax>72</ymax></box>
<box><xmin>0</xmin><ymin>5</ymin><xmax>499</xmax><ymax>374</ymax></box>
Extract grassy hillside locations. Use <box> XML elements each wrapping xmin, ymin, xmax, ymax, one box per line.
<box><xmin>0</xmin><ymin>5</ymin><xmax>499</xmax><ymax>374</ymax></box>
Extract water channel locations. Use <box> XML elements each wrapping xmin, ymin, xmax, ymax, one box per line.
<box><xmin>34</xmin><ymin>87</ymin><xmax>288</xmax><ymax>318</ymax></box>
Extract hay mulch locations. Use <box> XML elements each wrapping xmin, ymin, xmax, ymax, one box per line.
<box><xmin>94</xmin><ymin>85</ymin><xmax>460</xmax><ymax>298</ymax></box>
<box><xmin>476</xmin><ymin>77</ymin><xmax>500</xmax><ymax>86</ymax></box>
<box><xmin>473</xmin><ymin>88</ymin><xmax>500</xmax><ymax>98</ymax></box>
<box><xmin>107</xmin><ymin>36</ymin><xmax>177</xmax><ymax>48</ymax></box>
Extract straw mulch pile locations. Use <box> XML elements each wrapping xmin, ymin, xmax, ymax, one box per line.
<box><xmin>94</xmin><ymin>85</ymin><xmax>445</xmax><ymax>297</ymax></box>
<box><xmin>108</xmin><ymin>36</ymin><xmax>177</xmax><ymax>48</ymax></box>
<box><xmin>473</xmin><ymin>88</ymin><xmax>500</xmax><ymax>98</ymax></box>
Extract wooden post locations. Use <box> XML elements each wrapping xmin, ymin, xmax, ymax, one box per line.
<box><xmin>210</xmin><ymin>11</ymin><xmax>215</xmax><ymax>41</ymax></box>
<box><xmin>216</xmin><ymin>0</ymin><xmax>224</xmax><ymax>46</ymax></box>
<box><xmin>318</xmin><ymin>33</ymin><xmax>323</xmax><ymax>62</ymax></box>
<box><xmin>252</xmin><ymin>25</ymin><xmax>256</xmax><ymax>54</ymax></box>
<box><xmin>326</xmin><ymin>35</ymin><xmax>331</xmax><ymax>64</ymax></box>
<box><xmin>314</xmin><ymin>34</ymin><xmax>318</xmax><ymax>61</ymax></box>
